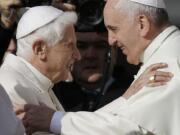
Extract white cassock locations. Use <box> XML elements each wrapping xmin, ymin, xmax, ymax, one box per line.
<box><xmin>0</xmin><ymin>54</ymin><xmax>64</xmax><ymax>135</ymax></box>
<box><xmin>61</xmin><ymin>26</ymin><xmax>180</xmax><ymax>135</ymax></box>
<box><xmin>0</xmin><ymin>85</ymin><xmax>25</xmax><ymax>135</ymax></box>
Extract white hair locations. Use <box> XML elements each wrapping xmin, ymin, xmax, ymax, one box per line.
<box><xmin>115</xmin><ymin>0</ymin><xmax>169</xmax><ymax>26</ymax></box>
<box><xmin>16</xmin><ymin>11</ymin><xmax>77</xmax><ymax>59</ymax></box>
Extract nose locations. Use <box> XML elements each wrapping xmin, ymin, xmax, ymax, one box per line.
<box><xmin>108</xmin><ymin>34</ymin><xmax>117</xmax><ymax>46</ymax></box>
<box><xmin>73</xmin><ymin>47</ymin><xmax>81</xmax><ymax>61</ymax></box>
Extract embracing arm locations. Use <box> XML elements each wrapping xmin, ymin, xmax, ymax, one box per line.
<box><xmin>16</xmin><ymin>63</ymin><xmax>173</xmax><ymax>135</ymax></box>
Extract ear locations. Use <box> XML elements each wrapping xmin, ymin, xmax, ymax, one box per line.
<box><xmin>137</xmin><ymin>14</ymin><xmax>150</xmax><ymax>37</ymax></box>
<box><xmin>32</xmin><ymin>40</ymin><xmax>48</xmax><ymax>60</ymax></box>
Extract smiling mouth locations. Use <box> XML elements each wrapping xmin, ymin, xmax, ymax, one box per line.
<box><xmin>118</xmin><ymin>44</ymin><xmax>124</xmax><ymax>50</ymax></box>
<box><xmin>67</xmin><ymin>63</ymin><xmax>74</xmax><ymax>71</ymax></box>
<box><xmin>121</xmin><ymin>46</ymin><xmax>125</xmax><ymax>50</ymax></box>
<box><xmin>118</xmin><ymin>45</ymin><xmax>126</xmax><ymax>54</ymax></box>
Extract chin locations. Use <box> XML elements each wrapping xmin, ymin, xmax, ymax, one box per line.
<box><xmin>127</xmin><ymin>57</ymin><xmax>139</xmax><ymax>65</ymax></box>
<box><xmin>55</xmin><ymin>72</ymin><xmax>69</xmax><ymax>83</ymax></box>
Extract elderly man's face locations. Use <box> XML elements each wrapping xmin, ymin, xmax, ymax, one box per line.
<box><xmin>72</xmin><ymin>32</ymin><xmax>109</xmax><ymax>88</ymax></box>
<box><xmin>104</xmin><ymin>0</ymin><xmax>145</xmax><ymax>65</ymax></box>
<box><xmin>46</xmin><ymin>25</ymin><xmax>81</xmax><ymax>83</ymax></box>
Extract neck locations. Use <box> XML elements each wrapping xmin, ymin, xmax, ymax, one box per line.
<box><xmin>28</xmin><ymin>58</ymin><xmax>55</xmax><ymax>82</ymax></box>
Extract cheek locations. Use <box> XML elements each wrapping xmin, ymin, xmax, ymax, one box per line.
<box><xmin>66</xmin><ymin>55</ymin><xmax>73</xmax><ymax>64</ymax></box>
<box><xmin>124</xmin><ymin>35</ymin><xmax>138</xmax><ymax>51</ymax></box>
<box><xmin>67</xmin><ymin>51</ymin><xmax>74</xmax><ymax>59</ymax></box>
<box><xmin>56</xmin><ymin>56</ymin><xmax>67</xmax><ymax>70</ymax></box>
<box><xmin>61</xmin><ymin>53</ymin><xmax>71</xmax><ymax>63</ymax></box>
<box><xmin>127</xmin><ymin>49</ymin><xmax>141</xmax><ymax>64</ymax></box>
<box><xmin>127</xmin><ymin>46</ymin><xmax>138</xmax><ymax>57</ymax></box>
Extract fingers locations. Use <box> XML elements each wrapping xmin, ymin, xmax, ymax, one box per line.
<box><xmin>140</xmin><ymin>62</ymin><xmax>174</xmax><ymax>88</ymax></box>
<box><xmin>154</xmin><ymin>75</ymin><xmax>171</xmax><ymax>82</ymax></box>
<box><xmin>17</xmin><ymin>112</ymin><xmax>26</xmax><ymax>121</ymax></box>
<box><xmin>146</xmin><ymin>63</ymin><xmax>168</xmax><ymax>72</ymax></box>
<box><xmin>24</xmin><ymin>104</ymin><xmax>38</xmax><ymax>111</ymax></box>
<box><xmin>147</xmin><ymin>71</ymin><xmax>173</xmax><ymax>87</ymax></box>
<box><xmin>22</xmin><ymin>109</ymin><xmax>37</xmax><ymax>134</ymax></box>
<box><xmin>145</xmin><ymin>62</ymin><xmax>173</xmax><ymax>84</ymax></box>
<box><xmin>14</xmin><ymin>105</ymin><xmax>25</xmax><ymax>115</ymax></box>
<box><xmin>14</xmin><ymin>103</ymin><xmax>34</xmax><ymax>112</ymax></box>
<box><xmin>154</xmin><ymin>71</ymin><xmax>173</xmax><ymax>81</ymax></box>
<box><xmin>147</xmin><ymin>82</ymin><xmax>167</xmax><ymax>87</ymax></box>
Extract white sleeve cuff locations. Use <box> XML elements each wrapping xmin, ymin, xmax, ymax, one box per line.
<box><xmin>50</xmin><ymin>111</ymin><xmax>65</xmax><ymax>134</ymax></box>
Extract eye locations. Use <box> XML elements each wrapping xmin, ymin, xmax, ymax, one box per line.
<box><xmin>107</xmin><ymin>26</ymin><xmax>119</xmax><ymax>33</ymax></box>
<box><xmin>65</xmin><ymin>42</ymin><xmax>73</xmax><ymax>49</ymax></box>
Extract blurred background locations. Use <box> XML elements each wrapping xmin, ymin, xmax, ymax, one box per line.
<box><xmin>165</xmin><ymin>0</ymin><xmax>180</xmax><ymax>27</ymax></box>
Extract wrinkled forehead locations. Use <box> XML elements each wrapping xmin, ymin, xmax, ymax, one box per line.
<box><xmin>104</xmin><ymin>8</ymin><xmax>128</xmax><ymax>30</ymax></box>
<box><xmin>104</xmin><ymin>0</ymin><xmax>124</xmax><ymax>24</ymax></box>
<box><xmin>60</xmin><ymin>25</ymin><xmax>76</xmax><ymax>43</ymax></box>
<box><xmin>76</xmin><ymin>32</ymin><xmax>107</xmax><ymax>42</ymax></box>
<box><xmin>104</xmin><ymin>0</ymin><xmax>119</xmax><ymax>11</ymax></box>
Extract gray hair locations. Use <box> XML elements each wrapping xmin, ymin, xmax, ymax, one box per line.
<box><xmin>115</xmin><ymin>0</ymin><xmax>169</xmax><ymax>26</ymax></box>
<box><xmin>16</xmin><ymin>11</ymin><xmax>77</xmax><ymax>59</ymax></box>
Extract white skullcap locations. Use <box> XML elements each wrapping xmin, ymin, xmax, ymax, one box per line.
<box><xmin>130</xmin><ymin>0</ymin><xmax>166</xmax><ymax>9</ymax></box>
<box><xmin>16</xmin><ymin>6</ymin><xmax>63</xmax><ymax>39</ymax></box>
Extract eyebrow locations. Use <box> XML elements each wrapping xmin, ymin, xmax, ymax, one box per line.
<box><xmin>106</xmin><ymin>25</ymin><xmax>118</xmax><ymax>31</ymax></box>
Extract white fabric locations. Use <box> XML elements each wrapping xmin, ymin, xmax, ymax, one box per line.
<box><xmin>0</xmin><ymin>54</ymin><xmax>64</xmax><ymax>135</ymax></box>
<box><xmin>0</xmin><ymin>85</ymin><xmax>25</xmax><ymax>135</ymax></box>
<box><xmin>50</xmin><ymin>111</ymin><xmax>65</xmax><ymax>134</ymax></box>
<box><xmin>16</xmin><ymin>6</ymin><xmax>63</xmax><ymax>39</ymax></box>
<box><xmin>60</xmin><ymin>25</ymin><xmax>180</xmax><ymax>135</ymax></box>
<box><xmin>130</xmin><ymin>0</ymin><xmax>166</xmax><ymax>9</ymax></box>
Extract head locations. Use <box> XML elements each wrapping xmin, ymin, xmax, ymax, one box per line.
<box><xmin>16</xmin><ymin>6</ymin><xmax>81</xmax><ymax>83</ymax></box>
<box><xmin>104</xmin><ymin>0</ymin><xmax>169</xmax><ymax>65</ymax></box>
<box><xmin>72</xmin><ymin>32</ymin><xmax>111</xmax><ymax>90</ymax></box>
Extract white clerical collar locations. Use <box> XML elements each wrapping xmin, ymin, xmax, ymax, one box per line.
<box><xmin>18</xmin><ymin>56</ymin><xmax>54</xmax><ymax>92</ymax></box>
<box><xmin>140</xmin><ymin>26</ymin><xmax>179</xmax><ymax>64</ymax></box>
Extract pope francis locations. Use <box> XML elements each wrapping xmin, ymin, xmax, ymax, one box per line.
<box><xmin>60</xmin><ymin>0</ymin><xmax>180</xmax><ymax>134</ymax></box>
